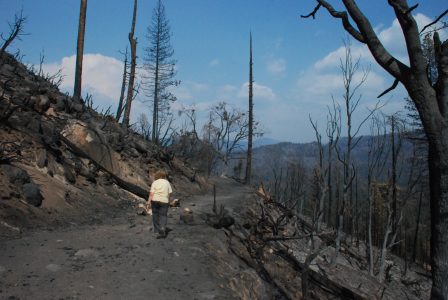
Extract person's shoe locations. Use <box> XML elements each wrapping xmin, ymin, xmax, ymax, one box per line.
<box><xmin>156</xmin><ymin>230</ymin><xmax>166</xmax><ymax>239</ymax></box>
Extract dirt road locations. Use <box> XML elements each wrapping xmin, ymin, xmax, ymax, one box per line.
<box><xmin>0</xmin><ymin>178</ymin><xmax>256</xmax><ymax>300</ymax></box>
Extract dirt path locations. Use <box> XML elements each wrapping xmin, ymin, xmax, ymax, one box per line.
<box><xmin>0</xmin><ymin>178</ymin><xmax>255</xmax><ymax>300</ymax></box>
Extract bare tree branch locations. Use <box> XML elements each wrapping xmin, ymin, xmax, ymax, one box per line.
<box><xmin>303</xmin><ymin>0</ymin><xmax>364</xmax><ymax>42</ymax></box>
<box><xmin>377</xmin><ymin>79</ymin><xmax>400</xmax><ymax>98</ymax></box>
<box><xmin>420</xmin><ymin>9</ymin><xmax>448</xmax><ymax>34</ymax></box>
<box><xmin>300</xmin><ymin>3</ymin><xmax>321</xmax><ymax>19</ymax></box>
<box><xmin>405</xmin><ymin>4</ymin><xmax>419</xmax><ymax>15</ymax></box>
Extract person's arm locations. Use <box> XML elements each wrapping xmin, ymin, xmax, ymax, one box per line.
<box><xmin>146</xmin><ymin>192</ymin><xmax>154</xmax><ymax>209</ymax></box>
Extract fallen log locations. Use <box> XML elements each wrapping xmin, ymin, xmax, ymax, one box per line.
<box><xmin>60</xmin><ymin>134</ymin><xmax>149</xmax><ymax>200</ymax></box>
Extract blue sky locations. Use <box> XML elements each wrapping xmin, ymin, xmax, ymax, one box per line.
<box><xmin>1</xmin><ymin>0</ymin><xmax>447</xmax><ymax>142</ymax></box>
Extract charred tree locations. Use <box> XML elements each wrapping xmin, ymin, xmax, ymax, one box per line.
<box><xmin>73</xmin><ymin>0</ymin><xmax>88</xmax><ymax>102</ymax></box>
<box><xmin>245</xmin><ymin>32</ymin><xmax>254</xmax><ymax>185</ymax></box>
<box><xmin>116</xmin><ymin>47</ymin><xmax>129</xmax><ymax>122</ymax></box>
<box><xmin>122</xmin><ymin>0</ymin><xmax>138</xmax><ymax>127</ymax></box>
<box><xmin>0</xmin><ymin>10</ymin><xmax>26</xmax><ymax>59</ymax></box>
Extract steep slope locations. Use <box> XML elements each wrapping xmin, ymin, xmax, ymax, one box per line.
<box><xmin>0</xmin><ymin>52</ymin><xmax>205</xmax><ymax>235</ymax></box>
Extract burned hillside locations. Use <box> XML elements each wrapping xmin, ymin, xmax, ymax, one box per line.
<box><xmin>0</xmin><ymin>52</ymin><xmax>205</xmax><ymax>234</ymax></box>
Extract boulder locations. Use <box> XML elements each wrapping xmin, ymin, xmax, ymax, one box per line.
<box><xmin>22</xmin><ymin>182</ymin><xmax>43</xmax><ymax>206</ymax></box>
<box><xmin>7</xmin><ymin>111</ymin><xmax>32</xmax><ymax>128</ymax></box>
<box><xmin>61</xmin><ymin>120</ymin><xmax>148</xmax><ymax>193</ymax></box>
<box><xmin>27</xmin><ymin>117</ymin><xmax>42</xmax><ymax>134</ymax></box>
<box><xmin>134</xmin><ymin>139</ymin><xmax>149</xmax><ymax>154</ymax></box>
<box><xmin>53</xmin><ymin>96</ymin><xmax>66</xmax><ymax>112</ymax></box>
<box><xmin>1</xmin><ymin>164</ymin><xmax>30</xmax><ymax>185</ymax></box>
<box><xmin>71</xmin><ymin>103</ymin><xmax>83</xmax><ymax>113</ymax></box>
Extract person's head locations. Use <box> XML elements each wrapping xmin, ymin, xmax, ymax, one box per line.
<box><xmin>154</xmin><ymin>169</ymin><xmax>167</xmax><ymax>180</ymax></box>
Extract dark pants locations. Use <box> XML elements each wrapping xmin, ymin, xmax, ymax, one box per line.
<box><xmin>151</xmin><ymin>201</ymin><xmax>169</xmax><ymax>234</ymax></box>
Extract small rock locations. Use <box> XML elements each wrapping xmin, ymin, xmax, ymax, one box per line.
<box><xmin>72</xmin><ymin>103</ymin><xmax>83</xmax><ymax>113</ymax></box>
<box><xmin>75</xmin><ymin>248</ymin><xmax>99</xmax><ymax>258</ymax></box>
<box><xmin>44</xmin><ymin>106</ymin><xmax>57</xmax><ymax>117</ymax></box>
<box><xmin>134</xmin><ymin>139</ymin><xmax>148</xmax><ymax>154</ymax></box>
<box><xmin>36</xmin><ymin>149</ymin><xmax>48</xmax><ymax>168</ymax></box>
<box><xmin>63</xmin><ymin>163</ymin><xmax>76</xmax><ymax>184</ymax></box>
<box><xmin>170</xmin><ymin>198</ymin><xmax>180</xmax><ymax>207</ymax></box>
<box><xmin>22</xmin><ymin>183</ymin><xmax>43</xmax><ymax>207</ymax></box>
<box><xmin>54</xmin><ymin>96</ymin><xmax>66</xmax><ymax>112</ymax></box>
<box><xmin>36</xmin><ymin>95</ymin><xmax>50</xmax><ymax>113</ymax></box>
<box><xmin>180</xmin><ymin>208</ymin><xmax>194</xmax><ymax>224</ymax></box>
<box><xmin>46</xmin><ymin>264</ymin><xmax>61</xmax><ymax>272</ymax></box>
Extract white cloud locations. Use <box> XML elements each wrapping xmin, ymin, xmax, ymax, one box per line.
<box><xmin>314</xmin><ymin>44</ymin><xmax>373</xmax><ymax>70</ymax></box>
<box><xmin>377</xmin><ymin>13</ymin><xmax>448</xmax><ymax>65</ymax></box>
<box><xmin>43</xmin><ymin>53</ymin><xmax>124</xmax><ymax>101</ymax></box>
<box><xmin>267</xmin><ymin>58</ymin><xmax>286</xmax><ymax>76</ymax></box>
<box><xmin>219</xmin><ymin>84</ymin><xmax>238</xmax><ymax>94</ymax></box>
<box><xmin>238</xmin><ymin>82</ymin><xmax>277</xmax><ymax>101</ymax></box>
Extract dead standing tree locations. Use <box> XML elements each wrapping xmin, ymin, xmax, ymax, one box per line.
<box><xmin>73</xmin><ymin>0</ymin><xmax>88</xmax><ymax>102</ymax></box>
<box><xmin>206</xmin><ymin>102</ymin><xmax>249</xmax><ymax>176</ymax></box>
<box><xmin>245</xmin><ymin>32</ymin><xmax>254</xmax><ymax>185</ymax></box>
<box><xmin>325</xmin><ymin>100</ymin><xmax>341</xmax><ymax>227</ymax></box>
<box><xmin>116</xmin><ymin>47</ymin><xmax>129</xmax><ymax>122</ymax></box>
<box><xmin>366</xmin><ymin>113</ymin><xmax>390</xmax><ymax>276</ymax></box>
<box><xmin>122</xmin><ymin>0</ymin><xmax>138</xmax><ymax>127</ymax></box>
<box><xmin>333</xmin><ymin>40</ymin><xmax>377</xmax><ymax>258</ymax></box>
<box><xmin>309</xmin><ymin>116</ymin><xmax>329</xmax><ymax>237</ymax></box>
<box><xmin>303</xmin><ymin>2</ymin><xmax>448</xmax><ymax>298</ymax></box>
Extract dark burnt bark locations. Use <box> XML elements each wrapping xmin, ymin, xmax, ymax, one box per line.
<box><xmin>428</xmin><ymin>131</ymin><xmax>448</xmax><ymax>299</ymax></box>
<box><xmin>122</xmin><ymin>0</ymin><xmax>137</xmax><ymax>127</ymax></box>
<box><xmin>116</xmin><ymin>48</ymin><xmax>128</xmax><ymax>122</ymax></box>
<box><xmin>245</xmin><ymin>32</ymin><xmax>254</xmax><ymax>185</ymax></box>
<box><xmin>73</xmin><ymin>0</ymin><xmax>87</xmax><ymax>102</ymax></box>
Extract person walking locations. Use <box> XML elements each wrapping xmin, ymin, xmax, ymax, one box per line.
<box><xmin>146</xmin><ymin>170</ymin><xmax>173</xmax><ymax>239</ymax></box>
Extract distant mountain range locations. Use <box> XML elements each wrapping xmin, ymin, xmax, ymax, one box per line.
<box><xmin>234</xmin><ymin>135</ymin><xmax>424</xmax><ymax>185</ymax></box>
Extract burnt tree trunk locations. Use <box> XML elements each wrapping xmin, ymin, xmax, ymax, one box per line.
<box><xmin>245</xmin><ymin>32</ymin><xmax>254</xmax><ymax>185</ymax></box>
<box><xmin>116</xmin><ymin>48</ymin><xmax>128</xmax><ymax>122</ymax></box>
<box><xmin>73</xmin><ymin>0</ymin><xmax>88</xmax><ymax>102</ymax></box>
<box><xmin>122</xmin><ymin>0</ymin><xmax>137</xmax><ymax>127</ymax></box>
